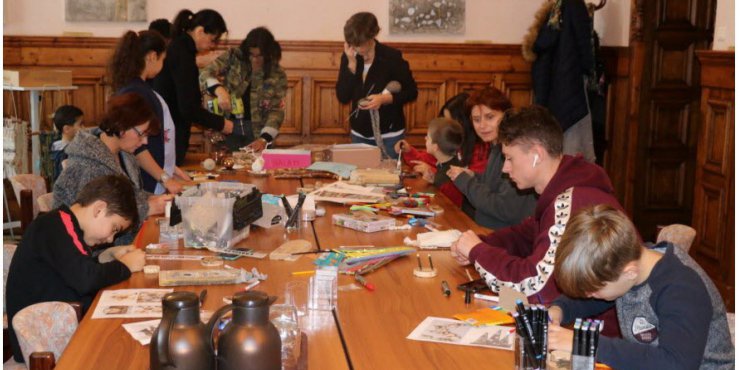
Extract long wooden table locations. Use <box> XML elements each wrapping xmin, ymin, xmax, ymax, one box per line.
<box><xmin>56</xmin><ymin>159</ymin><xmax>517</xmax><ymax>370</ymax></box>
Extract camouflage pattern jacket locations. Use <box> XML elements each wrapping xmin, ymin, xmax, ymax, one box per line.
<box><xmin>200</xmin><ymin>47</ymin><xmax>287</xmax><ymax>141</ymax></box>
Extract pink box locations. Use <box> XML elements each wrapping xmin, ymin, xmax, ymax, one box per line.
<box><xmin>261</xmin><ymin>149</ymin><xmax>312</xmax><ymax>169</ymax></box>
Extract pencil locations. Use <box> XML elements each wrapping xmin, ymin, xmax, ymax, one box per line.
<box><xmin>290</xmin><ymin>250</ymin><xmax>329</xmax><ymax>255</ymax></box>
<box><xmin>291</xmin><ymin>270</ymin><xmax>315</xmax><ymax>276</ymax></box>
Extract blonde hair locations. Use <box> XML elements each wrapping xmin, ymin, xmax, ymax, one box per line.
<box><xmin>554</xmin><ymin>204</ymin><xmax>642</xmax><ymax>298</ymax></box>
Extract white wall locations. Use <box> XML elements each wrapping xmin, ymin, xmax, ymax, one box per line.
<box><xmin>713</xmin><ymin>0</ymin><xmax>734</xmax><ymax>50</ymax></box>
<box><xmin>3</xmin><ymin>0</ymin><xmax>630</xmax><ymax>46</ymax></box>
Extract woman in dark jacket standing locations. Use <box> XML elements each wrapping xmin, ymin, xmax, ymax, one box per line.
<box><xmin>524</xmin><ymin>0</ymin><xmax>595</xmax><ymax>162</ymax></box>
<box><xmin>335</xmin><ymin>12</ymin><xmax>417</xmax><ymax>160</ymax></box>
<box><xmin>153</xmin><ymin>9</ymin><xmax>233</xmax><ymax>165</ymax></box>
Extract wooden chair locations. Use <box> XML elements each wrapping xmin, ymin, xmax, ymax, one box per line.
<box><xmin>3</xmin><ymin>244</ymin><xmax>18</xmax><ymax>362</ymax></box>
<box><xmin>36</xmin><ymin>193</ymin><xmax>55</xmax><ymax>214</ymax></box>
<box><xmin>10</xmin><ymin>302</ymin><xmax>80</xmax><ymax>370</ymax></box>
<box><xmin>727</xmin><ymin>312</ymin><xmax>735</xmax><ymax>346</ymax></box>
<box><xmin>9</xmin><ymin>175</ymin><xmax>48</xmax><ymax>234</ymax></box>
<box><xmin>656</xmin><ymin>224</ymin><xmax>697</xmax><ymax>253</ymax></box>
<box><xmin>9</xmin><ymin>175</ymin><xmax>47</xmax><ymax>219</ymax></box>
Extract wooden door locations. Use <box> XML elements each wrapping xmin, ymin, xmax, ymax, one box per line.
<box><xmin>631</xmin><ymin>0</ymin><xmax>716</xmax><ymax>239</ymax></box>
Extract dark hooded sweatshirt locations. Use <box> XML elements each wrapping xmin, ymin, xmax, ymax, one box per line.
<box><xmin>468</xmin><ymin>155</ymin><xmax>623</xmax><ymax>304</ymax></box>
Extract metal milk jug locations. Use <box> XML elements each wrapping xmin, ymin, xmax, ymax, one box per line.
<box><xmin>207</xmin><ymin>291</ymin><xmax>282</xmax><ymax>370</ymax></box>
<box><xmin>150</xmin><ymin>291</ymin><xmax>214</xmax><ymax>370</ymax></box>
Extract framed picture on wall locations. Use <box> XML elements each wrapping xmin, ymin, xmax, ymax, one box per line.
<box><xmin>389</xmin><ymin>0</ymin><xmax>465</xmax><ymax>35</ymax></box>
<box><xmin>65</xmin><ymin>0</ymin><xmax>146</xmax><ymax>22</ymax></box>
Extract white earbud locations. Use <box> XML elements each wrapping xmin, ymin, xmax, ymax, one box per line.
<box><xmin>532</xmin><ymin>154</ymin><xmax>539</xmax><ymax>168</ymax></box>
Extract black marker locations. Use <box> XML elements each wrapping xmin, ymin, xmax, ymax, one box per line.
<box><xmin>580</xmin><ymin>320</ymin><xmax>590</xmax><ymax>356</ymax></box>
<box><xmin>199</xmin><ymin>289</ymin><xmax>207</xmax><ymax>307</ymax></box>
<box><xmin>441</xmin><ymin>280</ymin><xmax>451</xmax><ymax>296</ymax></box>
<box><xmin>588</xmin><ymin>321</ymin><xmax>598</xmax><ymax>357</ymax></box>
<box><xmin>573</xmin><ymin>318</ymin><xmax>582</xmax><ymax>355</ymax></box>
<box><xmin>513</xmin><ymin>312</ymin><xmax>539</xmax><ymax>364</ymax></box>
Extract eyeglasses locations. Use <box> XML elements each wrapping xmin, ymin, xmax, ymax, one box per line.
<box><xmin>131</xmin><ymin>126</ymin><xmax>146</xmax><ymax>137</ymax></box>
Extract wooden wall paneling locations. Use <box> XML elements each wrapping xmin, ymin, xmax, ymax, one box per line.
<box><xmin>309</xmin><ymin>73</ymin><xmax>350</xmax><ymax>144</ymax></box>
<box><xmin>281</xmin><ymin>74</ymin><xmax>304</xmax><ymax>136</ymax></box>
<box><xmin>629</xmin><ymin>0</ymin><xmax>715</xmax><ymax>239</ymax></box>
<box><xmin>496</xmin><ymin>73</ymin><xmax>534</xmax><ymax>108</ymax></box>
<box><xmin>582</xmin><ymin>44</ymin><xmax>631</xmax><ymax>207</ymax></box>
<box><xmin>404</xmin><ymin>76</ymin><xmax>448</xmax><ymax>136</ymax></box>
<box><xmin>693</xmin><ymin>50</ymin><xmax>734</xmax><ymax>310</ymax></box>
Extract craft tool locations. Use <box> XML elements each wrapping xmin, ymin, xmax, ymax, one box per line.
<box><xmin>199</xmin><ymin>289</ymin><xmax>207</xmax><ymax>306</ymax></box>
<box><xmin>145</xmin><ymin>254</ymin><xmax>204</xmax><ymax>261</ymax></box>
<box><xmin>441</xmin><ymin>280</ymin><xmax>451</xmax><ymax>296</ymax></box>
<box><xmin>291</xmin><ymin>270</ymin><xmax>315</xmax><ymax>276</ymax></box>
<box><xmin>515</xmin><ymin>299</ymin><xmax>542</xmax><ymax>362</ymax></box>
<box><xmin>416</xmin><ymin>254</ymin><xmax>423</xmax><ymax>270</ymax></box>
<box><xmin>354</xmin><ymin>256</ymin><xmax>397</xmax><ymax>275</ymax></box>
<box><xmin>280</xmin><ymin>194</ymin><xmax>294</xmax><ymax>218</ymax></box>
<box><xmin>427</xmin><ymin>254</ymin><xmax>435</xmax><ymax>270</ymax></box>
<box><xmin>573</xmin><ymin>318</ymin><xmax>582</xmax><ymax>355</ymax></box>
<box><xmin>291</xmin><ymin>250</ymin><xmax>329</xmax><ymax>255</ymax></box>
<box><xmin>473</xmin><ymin>293</ymin><xmax>499</xmax><ymax>303</ymax></box>
<box><xmin>512</xmin><ymin>312</ymin><xmax>539</xmax><ymax>366</ymax></box>
<box><xmin>396</xmin><ymin>142</ymin><xmax>403</xmax><ymax>172</ymax></box>
<box><xmin>244</xmin><ymin>280</ymin><xmax>260</xmax><ymax>291</ymax></box>
<box><xmin>354</xmin><ymin>274</ymin><xmax>375</xmax><ymax>291</ymax></box>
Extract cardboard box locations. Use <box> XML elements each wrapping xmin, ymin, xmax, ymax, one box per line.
<box><xmin>332</xmin><ymin>212</ymin><xmax>397</xmax><ymax>233</ymax></box>
<box><xmin>330</xmin><ymin>144</ymin><xmax>381</xmax><ymax>168</ymax></box>
<box><xmin>290</xmin><ymin>144</ymin><xmax>332</xmax><ymax>163</ymax></box>
<box><xmin>261</xmin><ymin>149</ymin><xmax>312</xmax><ymax>169</ymax></box>
<box><xmin>3</xmin><ymin>69</ymin><xmax>73</xmax><ymax>87</ymax></box>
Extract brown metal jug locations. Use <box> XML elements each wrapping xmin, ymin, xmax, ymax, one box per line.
<box><xmin>150</xmin><ymin>291</ymin><xmax>214</xmax><ymax>370</ymax></box>
<box><xmin>206</xmin><ymin>291</ymin><xmax>282</xmax><ymax>370</ymax></box>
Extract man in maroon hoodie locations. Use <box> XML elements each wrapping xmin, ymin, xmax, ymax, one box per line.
<box><xmin>451</xmin><ymin>105</ymin><xmax>624</xmax><ymax>307</ymax></box>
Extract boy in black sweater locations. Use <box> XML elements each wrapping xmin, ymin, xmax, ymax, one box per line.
<box><xmin>548</xmin><ymin>204</ymin><xmax>734</xmax><ymax>370</ymax></box>
<box><xmin>6</xmin><ymin>175</ymin><xmax>146</xmax><ymax>362</ymax></box>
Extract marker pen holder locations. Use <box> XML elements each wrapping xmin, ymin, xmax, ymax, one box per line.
<box><xmin>569</xmin><ymin>355</ymin><xmax>595</xmax><ymax>370</ymax></box>
<box><xmin>514</xmin><ymin>334</ymin><xmax>547</xmax><ymax>370</ymax></box>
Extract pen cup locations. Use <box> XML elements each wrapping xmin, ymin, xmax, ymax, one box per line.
<box><xmin>514</xmin><ymin>334</ymin><xmax>535</xmax><ymax>370</ymax></box>
<box><xmin>570</xmin><ymin>355</ymin><xmax>595</xmax><ymax>370</ymax></box>
<box><xmin>285</xmin><ymin>281</ymin><xmax>308</xmax><ymax>317</ymax></box>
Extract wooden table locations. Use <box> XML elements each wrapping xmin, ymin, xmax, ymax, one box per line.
<box><xmin>305</xmin><ymin>179</ymin><xmax>513</xmax><ymax>369</ymax></box>
<box><xmin>56</xmin><ymin>159</ymin><xmax>517</xmax><ymax>370</ymax></box>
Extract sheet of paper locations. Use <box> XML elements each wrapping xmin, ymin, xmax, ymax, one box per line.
<box><xmin>307</xmin><ymin>161</ymin><xmax>357</xmax><ymax>179</ymax></box>
<box><xmin>407</xmin><ymin>316</ymin><xmax>514</xmax><ymax>350</ymax></box>
<box><xmin>122</xmin><ymin>319</ymin><xmax>160</xmax><ymax>345</ymax></box>
<box><xmin>92</xmin><ymin>289</ymin><xmax>173</xmax><ymax>319</ymax></box>
<box><xmin>309</xmin><ymin>181</ymin><xmax>385</xmax><ymax>204</ymax></box>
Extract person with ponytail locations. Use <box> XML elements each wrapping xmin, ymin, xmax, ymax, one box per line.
<box><xmin>53</xmin><ymin>93</ymin><xmax>174</xmax><ymax>245</ymax></box>
<box><xmin>200</xmin><ymin>27</ymin><xmax>287</xmax><ymax>152</ymax></box>
<box><xmin>109</xmin><ymin>30</ymin><xmax>190</xmax><ymax>195</ymax></box>
<box><xmin>153</xmin><ymin>9</ymin><xmax>232</xmax><ymax>165</ymax></box>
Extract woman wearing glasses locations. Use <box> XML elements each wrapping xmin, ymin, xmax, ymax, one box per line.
<box><xmin>153</xmin><ymin>8</ymin><xmax>233</xmax><ymax>165</ymax></box>
<box><xmin>109</xmin><ymin>30</ymin><xmax>190</xmax><ymax>195</ymax></box>
<box><xmin>53</xmin><ymin>93</ymin><xmax>174</xmax><ymax>245</ymax></box>
<box><xmin>200</xmin><ymin>27</ymin><xmax>287</xmax><ymax>152</ymax></box>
